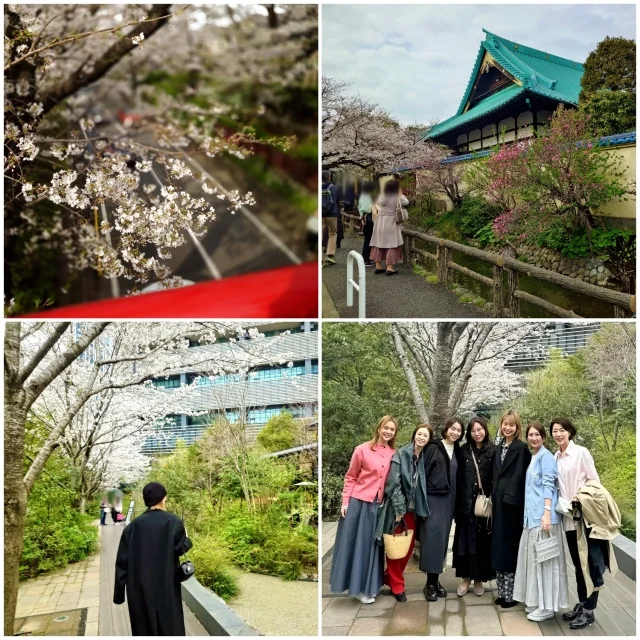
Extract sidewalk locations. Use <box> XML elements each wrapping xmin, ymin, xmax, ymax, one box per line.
<box><xmin>321</xmin><ymin>520</ymin><xmax>636</xmax><ymax>636</ymax></box>
<box><xmin>14</xmin><ymin>548</ymin><xmax>101</xmax><ymax>635</ymax></box>
<box><xmin>322</xmin><ymin>236</ymin><xmax>489</xmax><ymax>318</ymax></box>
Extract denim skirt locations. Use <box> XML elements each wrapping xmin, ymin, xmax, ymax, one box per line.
<box><xmin>329</xmin><ymin>497</ymin><xmax>383</xmax><ymax>597</ymax></box>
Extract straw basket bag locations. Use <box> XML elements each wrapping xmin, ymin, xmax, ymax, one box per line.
<box><xmin>383</xmin><ymin>518</ymin><xmax>414</xmax><ymax>560</ymax></box>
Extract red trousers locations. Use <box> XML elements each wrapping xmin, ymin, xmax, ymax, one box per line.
<box><xmin>383</xmin><ymin>511</ymin><xmax>417</xmax><ymax>594</ymax></box>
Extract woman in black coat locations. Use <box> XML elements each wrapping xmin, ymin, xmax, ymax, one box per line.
<box><xmin>452</xmin><ymin>416</ymin><xmax>496</xmax><ymax>597</ymax></box>
<box><xmin>491</xmin><ymin>409</ymin><xmax>531</xmax><ymax>609</ymax></box>
<box><xmin>419</xmin><ymin>417</ymin><xmax>463</xmax><ymax>602</ymax></box>
<box><xmin>114</xmin><ymin>483</ymin><xmax>192</xmax><ymax>636</ymax></box>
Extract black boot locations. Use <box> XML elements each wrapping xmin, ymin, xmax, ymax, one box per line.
<box><xmin>562</xmin><ymin>603</ymin><xmax>583</xmax><ymax>620</ymax></box>
<box><xmin>436</xmin><ymin>582</ymin><xmax>447</xmax><ymax>598</ymax></box>
<box><xmin>393</xmin><ymin>592</ymin><xmax>407</xmax><ymax>602</ymax></box>
<box><xmin>569</xmin><ymin>608</ymin><xmax>595</xmax><ymax>630</ymax></box>
<box><xmin>423</xmin><ymin>583</ymin><xmax>438</xmax><ymax>602</ymax></box>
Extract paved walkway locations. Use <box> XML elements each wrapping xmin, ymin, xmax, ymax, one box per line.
<box><xmin>322</xmin><ymin>520</ymin><xmax>636</xmax><ymax>636</ymax></box>
<box><xmin>322</xmin><ymin>236</ymin><xmax>489</xmax><ymax>318</ymax></box>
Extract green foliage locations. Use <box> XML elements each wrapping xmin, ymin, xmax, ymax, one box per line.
<box><xmin>473</xmin><ymin>223</ymin><xmax>499</xmax><ymax>248</ymax></box>
<box><xmin>455</xmin><ymin>196</ymin><xmax>502</xmax><ymax>237</ymax></box>
<box><xmin>536</xmin><ymin>225</ymin><xmax>636</xmax><ymax>260</ymax></box>
<box><xmin>257</xmin><ymin>412</ymin><xmax>297</xmax><ymax>452</ymax></box>
<box><xmin>143</xmin><ymin>430</ymin><xmax>317</xmax><ymax>585</ymax></box>
<box><xmin>20</xmin><ymin>451</ymin><xmax>98</xmax><ymax>579</ymax></box>
<box><xmin>579</xmin><ymin>37</ymin><xmax>636</xmax><ymax>98</ymax></box>
<box><xmin>188</xmin><ymin>537</ymin><xmax>239</xmax><ymax>600</ymax></box>
<box><xmin>580</xmin><ymin>90</ymin><xmax>636</xmax><ymax>137</ymax></box>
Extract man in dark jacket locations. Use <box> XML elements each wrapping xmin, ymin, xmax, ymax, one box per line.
<box><xmin>321</xmin><ymin>170</ymin><xmax>339</xmax><ymax>265</ymax></box>
<box><xmin>114</xmin><ymin>482</ymin><xmax>192</xmax><ymax>636</ymax></box>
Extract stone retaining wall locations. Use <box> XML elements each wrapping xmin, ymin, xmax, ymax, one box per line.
<box><xmin>516</xmin><ymin>245</ymin><xmax>612</xmax><ymax>286</ymax></box>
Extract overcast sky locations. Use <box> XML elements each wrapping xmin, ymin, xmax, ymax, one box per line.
<box><xmin>323</xmin><ymin>4</ymin><xmax>636</xmax><ymax>125</ymax></box>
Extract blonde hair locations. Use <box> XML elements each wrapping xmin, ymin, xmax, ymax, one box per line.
<box><xmin>369</xmin><ymin>415</ymin><xmax>398</xmax><ymax>449</ymax></box>
<box><xmin>499</xmin><ymin>408</ymin><xmax>522</xmax><ymax>440</ymax></box>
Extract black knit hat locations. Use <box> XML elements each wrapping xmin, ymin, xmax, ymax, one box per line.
<box><xmin>143</xmin><ymin>482</ymin><xmax>167</xmax><ymax>507</ymax></box>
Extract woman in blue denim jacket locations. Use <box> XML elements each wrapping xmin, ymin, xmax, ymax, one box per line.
<box><xmin>514</xmin><ymin>422</ymin><xmax>569</xmax><ymax>621</ymax></box>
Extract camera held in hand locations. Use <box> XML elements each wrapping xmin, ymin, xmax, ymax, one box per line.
<box><xmin>571</xmin><ymin>499</ymin><xmax>583</xmax><ymax>522</ymax></box>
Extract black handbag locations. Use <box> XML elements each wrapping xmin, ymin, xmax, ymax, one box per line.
<box><xmin>180</xmin><ymin>559</ymin><xmax>195</xmax><ymax>581</ymax></box>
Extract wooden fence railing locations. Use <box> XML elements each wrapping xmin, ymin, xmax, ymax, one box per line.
<box><xmin>400</xmin><ymin>228</ymin><xmax>635</xmax><ymax>318</ymax></box>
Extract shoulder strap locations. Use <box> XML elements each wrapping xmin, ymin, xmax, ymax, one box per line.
<box><xmin>470</xmin><ymin>450</ymin><xmax>485</xmax><ymax>497</ymax></box>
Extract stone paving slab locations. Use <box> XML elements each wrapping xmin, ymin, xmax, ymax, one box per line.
<box><xmin>322</xmin><ymin>519</ymin><xmax>636</xmax><ymax>636</ymax></box>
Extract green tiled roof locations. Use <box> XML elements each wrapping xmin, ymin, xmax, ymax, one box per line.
<box><xmin>425</xmin><ymin>30</ymin><xmax>585</xmax><ymax>139</ymax></box>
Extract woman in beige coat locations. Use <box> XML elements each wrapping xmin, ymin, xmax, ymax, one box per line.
<box><xmin>370</xmin><ymin>179</ymin><xmax>408</xmax><ymax>276</ymax></box>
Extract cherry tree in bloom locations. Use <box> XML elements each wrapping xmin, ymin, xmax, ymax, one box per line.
<box><xmin>322</xmin><ymin>76</ymin><xmax>442</xmax><ymax>174</ymax></box>
<box><xmin>390</xmin><ymin>322</ymin><xmax>558</xmax><ymax>429</ymax></box>
<box><xmin>3</xmin><ymin>320</ymin><xmax>293</xmax><ymax>633</ymax></box>
<box><xmin>4</xmin><ymin>5</ymin><xmax>314</xmax><ymax>308</ymax></box>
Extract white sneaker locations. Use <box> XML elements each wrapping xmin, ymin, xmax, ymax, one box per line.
<box><xmin>525</xmin><ymin>606</ymin><xmax>537</xmax><ymax>614</ymax></box>
<box><xmin>356</xmin><ymin>594</ymin><xmax>375</xmax><ymax>604</ymax></box>
<box><xmin>527</xmin><ymin>609</ymin><xmax>555</xmax><ymax>622</ymax></box>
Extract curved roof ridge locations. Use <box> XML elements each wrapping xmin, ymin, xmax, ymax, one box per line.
<box><xmin>485</xmin><ymin>39</ymin><xmax>557</xmax><ymax>91</ymax></box>
<box><xmin>455</xmin><ymin>38</ymin><xmax>490</xmax><ymax>116</ymax></box>
<box><xmin>483</xmin><ymin>29</ymin><xmax>584</xmax><ymax>70</ymax></box>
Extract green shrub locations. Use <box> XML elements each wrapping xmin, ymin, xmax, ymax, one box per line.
<box><xmin>257</xmin><ymin>412</ymin><xmax>298</xmax><ymax>452</ymax></box>
<box><xmin>188</xmin><ymin>537</ymin><xmax>238</xmax><ymax>600</ymax></box>
<box><xmin>321</xmin><ymin>473</ymin><xmax>344</xmax><ymax>520</ymax></box>
<box><xmin>474</xmin><ymin>223</ymin><xmax>499</xmax><ymax>247</ymax></box>
<box><xmin>259</xmin><ymin>525</ymin><xmax>317</xmax><ymax>580</ymax></box>
<box><xmin>455</xmin><ymin>196</ymin><xmax>502</xmax><ymax>237</ymax></box>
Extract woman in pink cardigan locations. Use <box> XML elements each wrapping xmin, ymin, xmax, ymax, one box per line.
<box><xmin>329</xmin><ymin>416</ymin><xmax>398</xmax><ymax>603</ymax></box>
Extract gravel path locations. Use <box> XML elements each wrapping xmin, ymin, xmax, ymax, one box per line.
<box><xmin>230</xmin><ymin>572</ymin><xmax>318</xmax><ymax>636</ymax></box>
<box><xmin>322</xmin><ymin>236</ymin><xmax>489</xmax><ymax>318</ymax></box>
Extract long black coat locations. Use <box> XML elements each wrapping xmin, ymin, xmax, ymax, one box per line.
<box><xmin>491</xmin><ymin>438</ymin><xmax>531</xmax><ymax>573</ymax></box>
<box><xmin>455</xmin><ymin>441</ymin><xmax>496</xmax><ymax>517</ymax></box>
<box><xmin>114</xmin><ymin>509</ymin><xmax>193</xmax><ymax>636</ymax></box>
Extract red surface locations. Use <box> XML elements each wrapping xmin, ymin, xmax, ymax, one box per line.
<box><xmin>23</xmin><ymin>263</ymin><xmax>318</xmax><ymax>319</ymax></box>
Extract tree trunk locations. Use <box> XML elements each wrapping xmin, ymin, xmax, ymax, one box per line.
<box><xmin>4</xmin><ymin>323</ymin><xmax>28</xmax><ymax>634</ymax></box>
<box><xmin>391</xmin><ymin>325</ymin><xmax>429</xmax><ymax>424</ymax></box>
<box><xmin>428</xmin><ymin>323</ymin><xmax>467</xmax><ymax>431</ymax></box>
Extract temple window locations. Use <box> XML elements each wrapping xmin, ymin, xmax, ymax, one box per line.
<box><xmin>482</xmin><ymin>123</ymin><xmax>497</xmax><ymax>148</ymax></box>
<box><xmin>517</xmin><ymin>111</ymin><xmax>534</xmax><ymax>138</ymax></box>
<box><xmin>468</xmin><ymin>128</ymin><xmax>482</xmax><ymax>151</ymax></box>
<box><xmin>456</xmin><ymin>133</ymin><xmax>469</xmax><ymax>154</ymax></box>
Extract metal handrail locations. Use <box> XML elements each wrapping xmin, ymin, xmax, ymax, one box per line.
<box><xmin>347</xmin><ymin>250</ymin><xmax>366</xmax><ymax>318</ymax></box>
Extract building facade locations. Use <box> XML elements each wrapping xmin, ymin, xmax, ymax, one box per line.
<box><xmin>143</xmin><ymin>321</ymin><xmax>318</xmax><ymax>454</ymax></box>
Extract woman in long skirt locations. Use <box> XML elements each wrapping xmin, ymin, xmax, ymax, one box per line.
<box><xmin>330</xmin><ymin>416</ymin><xmax>398</xmax><ymax>604</ymax></box>
<box><xmin>452</xmin><ymin>416</ymin><xmax>496</xmax><ymax>597</ymax></box>
<box><xmin>514</xmin><ymin>421</ymin><xmax>569</xmax><ymax>621</ymax></box>
<box><xmin>553</xmin><ymin>417</ymin><xmax>610</xmax><ymax>630</ymax></box>
<box><xmin>370</xmin><ymin>179</ymin><xmax>408</xmax><ymax>276</ymax></box>
<box><xmin>491</xmin><ymin>409</ymin><xmax>531</xmax><ymax>608</ymax></box>
<box><xmin>419</xmin><ymin>417</ymin><xmax>463</xmax><ymax>601</ymax></box>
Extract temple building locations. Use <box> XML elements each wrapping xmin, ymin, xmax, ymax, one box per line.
<box><xmin>424</xmin><ymin>29</ymin><xmax>585</xmax><ymax>154</ymax></box>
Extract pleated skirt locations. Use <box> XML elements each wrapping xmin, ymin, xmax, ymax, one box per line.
<box><xmin>513</xmin><ymin>524</ymin><xmax>570</xmax><ymax>611</ymax></box>
<box><xmin>329</xmin><ymin>497</ymin><xmax>384</xmax><ymax>597</ymax></box>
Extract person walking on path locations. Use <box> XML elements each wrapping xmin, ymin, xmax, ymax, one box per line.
<box><xmin>419</xmin><ymin>418</ymin><xmax>463</xmax><ymax>601</ymax></box>
<box><xmin>100</xmin><ymin>498</ymin><xmax>110</xmax><ymax>526</ymax></box>
<box><xmin>358</xmin><ymin>181</ymin><xmax>377</xmax><ymax>266</ymax></box>
<box><xmin>377</xmin><ymin>424</ymin><xmax>432</xmax><ymax>602</ymax></box>
<box><xmin>370</xmin><ymin>179</ymin><xmax>408</xmax><ymax>276</ymax></box>
<box><xmin>114</xmin><ymin>482</ymin><xmax>193</xmax><ymax>636</ymax></box>
<box><xmin>329</xmin><ymin>416</ymin><xmax>398</xmax><ymax>604</ymax></box>
<box><xmin>491</xmin><ymin>409</ymin><xmax>531</xmax><ymax>609</ymax></box>
<box><xmin>552</xmin><ymin>417</ymin><xmax>614</xmax><ymax>630</ymax></box>
<box><xmin>514</xmin><ymin>421</ymin><xmax>569</xmax><ymax>622</ymax></box>
<box><xmin>321</xmin><ymin>170</ymin><xmax>339</xmax><ymax>266</ymax></box>
<box><xmin>452</xmin><ymin>416</ymin><xmax>496</xmax><ymax>597</ymax></box>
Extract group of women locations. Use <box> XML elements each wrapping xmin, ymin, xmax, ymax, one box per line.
<box><xmin>329</xmin><ymin>411</ymin><xmax>616</xmax><ymax>630</ymax></box>
<box><xmin>358</xmin><ymin>179</ymin><xmax>408</xmax><ymax>276</ymax></box>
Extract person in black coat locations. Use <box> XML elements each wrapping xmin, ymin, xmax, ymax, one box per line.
<box><xmin>491</xmin><ymin>409</ymin><xmax>531</xmax><ymax>609</ymax></box>
<box><xmin>419</xmin><ymin>417</ymin><xmax>463</xmax><ymax>601</ymax></box>
<box><xmin>114</xmin><ymin>482</ymin><xmax>193</xmax><ymax>636</ymax></box>
<box><xmin>452</xmin><ymin>416</ymin><xmax>496</xmax><ymax>597</ymax></box>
